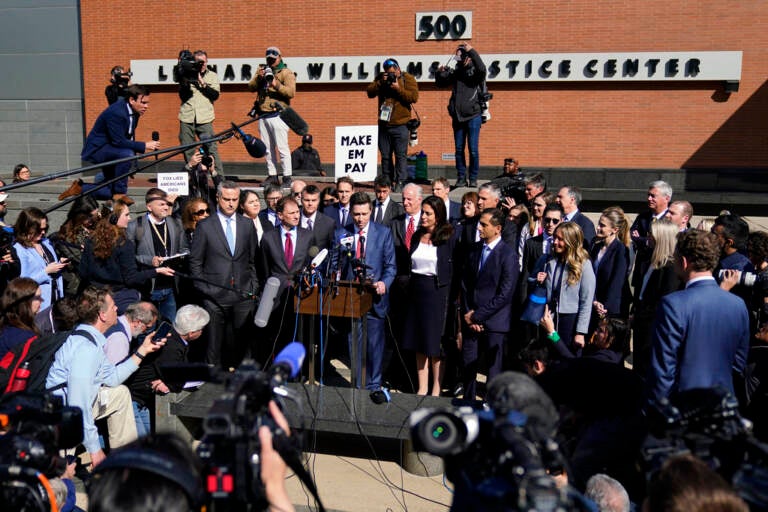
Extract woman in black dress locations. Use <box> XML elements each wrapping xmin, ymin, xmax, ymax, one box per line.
<box><xmin>402</xmin><ymin>195</ymin><xmax>457</xmax><ymax>395</ymax></box>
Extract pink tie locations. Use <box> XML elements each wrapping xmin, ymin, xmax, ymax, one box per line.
<box><xmin>284</xmin><ymin>232</ymin><xmax>294</xmax><ymax>269</ymax></box>
<box><xmin>405</xmin><ymin>216</ymin><xmax>415</xmax><ymax>250</ymax></box>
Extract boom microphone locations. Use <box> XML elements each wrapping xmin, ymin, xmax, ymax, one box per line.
<box><xmin>273</xmin><ymin>104</ymin><xmax>310</xmax><ymax>136</ymax></box>
<box><xmin>254</xmin><ymin>277</ymin><xmax>281</xmax><ymax>328</ymax></box>
<box><xmin>152</xmin><ymin>131</ymin><xmax>159</xmax><ymax>160</ymax></box>
<box><xmin>230</xmin><ymin>122</ymin><xmax>267</xmax><ymax>158</ymax></box>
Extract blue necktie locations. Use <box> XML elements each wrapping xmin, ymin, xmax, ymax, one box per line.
<box><xmin>479</xmin><ymin>244</ymin><xmax>491</xmax><ymax>271</ymax></box>
<box><xmin>225</xmin><ymin>218</ymin><xmax>235</xmax><ymax>255</ymax></box>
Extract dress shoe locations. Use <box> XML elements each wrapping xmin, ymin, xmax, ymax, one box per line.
<box><xmin>454</xmin><ymin>179</ymin><xmax>469</xmax><ymax>189</ymax></box>
<box><xmin>391</xmin><ymin>182</ymin><xmax>402</xmax><ymax>193</ymax></box>
<box><xmin>112</xmin><ymin>194</ymin><xmax>135</xmax><ymax>206</ymax></box>
<box><xmin>281</xmin><ymin>176</ymin><xmax>293</xmax><ymax>189</ymax></box>
<box><xmin>264</xmin><ymin>175</ymin><xmax>280</xmax><ymax>186</ymax></box>
<box><xmin>58</xmin><ymin>179</ymin><xmax>82</xmax><ymax>200</ymax></box>
<box><xmin>468</xmin><ymin>179</ymin><xmax>478</xmax><ymax>187</ymax></box>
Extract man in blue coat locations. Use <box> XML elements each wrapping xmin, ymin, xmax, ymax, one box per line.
<box><xmin>335</xmin><ymin>192</ymin><xmax>396</xmax><ymax>393</ymax></box>
<box><xmin>461</xmin><ymin>208</ymin><xmax>519</xmax><ymax>400</ymax></box>
<box><xmin>59</xmin><ymin>84</ymin><xmax>160</xmax><ymax>204</ymax></box>
<box><xmin>647</xmin><ymin>229</ymin><xmax>750</xmax><ymax>405</ymax></box>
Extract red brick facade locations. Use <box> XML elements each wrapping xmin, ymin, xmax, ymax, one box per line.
<box><xmin>80</xmin><ymin>1</ymin><xmax>767</xmax><ymax>170</ymax></box>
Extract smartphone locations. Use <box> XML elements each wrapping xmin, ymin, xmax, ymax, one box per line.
<box><xmin>153</xmin><ymin>321</ymin><xmax>173</xmax><ymax>343</ymax></box>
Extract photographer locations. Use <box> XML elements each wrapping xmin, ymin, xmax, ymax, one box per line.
<box><xmin>105</xmin><ymin>65</ymin><xmax>132</xmax><ymax>105</ymax></box>
<box><xmin>248</xmin><ymin>46</ymin><xmax>296</xmax><ymax>187</ymax></box>
<box><xmin>436</xmin><ymin>43</ymin><xmax>487</xmax><ymax>188</ymax></box>
<box><xmin>178</xmin><ymin>50</ymin><xmax>223</xmax><ymax>173</ymax></box>
<box><xmin>367</xmin><ymin>58</ymin><xmax>419</xmax><ymax>192</ymax></box>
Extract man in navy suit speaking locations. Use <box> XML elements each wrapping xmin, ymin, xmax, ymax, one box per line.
<box><xmin>647</xmin><ymin>229</ymin><xmax>749</xmax><ymax>404</ymax></box>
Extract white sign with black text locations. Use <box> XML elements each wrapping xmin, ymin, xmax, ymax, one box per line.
<box><xmin>335</xmin><ymin>126</ymin><xmax>378</xmax><ymax>182</ymax></box>
<box><xmin>157</xmin><ymin>172</ymin><xmax>189</xmax><ymax>197</ymax></box>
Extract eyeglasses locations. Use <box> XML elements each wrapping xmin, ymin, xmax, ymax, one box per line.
<box><xmin>543</xmin><ymin>218</ymin><xmax>560</xmax><ymax>225</ymax></box>
<box><xmin>194</xmin><ymin>208</ymin><xmax>210</xmax><ymax>216</ymax></box>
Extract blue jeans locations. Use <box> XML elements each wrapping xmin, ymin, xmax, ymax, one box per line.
<box><xmin>453</xmin><ymin>115</ymin><xmax>482</xmax><ymax>181</ymax></box>
<box><xmin>151</xmin><ymin>287</ymin><xmax>177</xmax><ymax>322</ymax></box>
<box><xmin>133</xmin><ymin>401</ymin><xmax>151</xmax><ymax>438</ymax></box>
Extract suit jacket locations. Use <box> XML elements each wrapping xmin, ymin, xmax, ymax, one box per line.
<box><xmin>461</xmin><ymin>239</ymin><xmax>519</xmax><ymax>332</ymax></box>
<box><xmin>188</xmin><ymin>213</ymin><xmax>259</xmax><ymax>306</ymax></box>
<box><xmin>258</xmin><ymin>210</ymin><xmax>278</xmax><ymax>234</ymax></box>
<box><xmin>302</xmin><ymin>211</ymin><xmax>335</xmax><ymax>252</ymax></box>
<box><xmin>334</xmin><ymin>222</ymin><xmax>396</xmax><ymax>318</ymax></box>
<box><xmin>13</xmin><ymin>239</ymin><xmax>63</xmax><ymax>311</ymax></box>
<box><xmin>259</xmin><ymin>226</ymin><xmax>316</xmax><ymax>289</ymax></box>
<box><xmin>446</xmin><ymin>200</ymin><xmax>461</xmax><ymax>223</ymax></box>
<box><xmin>568</xmin><ymin>211</ymin><xmax>596</xmax><ymax>247</ymax></box>
<box><xmin>126</xmin><ymin>214</ymin><xmax>188</xmax><ymax>291</ymax></box>
<box><xmin>328</xmin><ymin>204</ymin><xmax>355</xmax><ymax>231</ymax></box>
<box><xmin>589</xmin><ymin>239</ymin><xmax>630</xmax><ymax>316</ymax></box>
<box><xmin>519</xmin><ymin>234</ymin><xmax>547</xmax><ymax>304</ymax></box>
<box><xmin>389</xmin><ymin>212</ymin><xmax>417</xmax><ymax>277</ymax></box>
<box><xmin>374</xmin><ymin>199</ymin><xmax>404</xmax><ymax>226</ymax></box>
<box><xmin>81</xmin><ymin>98</ymin><xmax>145</xmax><ymax>161</ymax></box>
<box><xmin>630</xmin><ymin>209</ymin><xmax>667</xmax><ymax>289</ymax></box>
<box><xmin>544</xmin><ymin>256</ymin><xmax>596</xmax><ymax>335</ymax></box>
<box><xmin>633</xmin><ymin>262</ymin><xmax>684</xmax><ymax>316</ymax></box>
<box><xmin>648</xmin><ymin>278</ymin><xmax>750</xmax><ymax>403</ymax></box>
<box><xmin>409</xmin><ymin>229</ymin><xmax>459</xmax><ymax>290</ymax></box>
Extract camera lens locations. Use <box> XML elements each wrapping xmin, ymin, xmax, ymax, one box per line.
<box><xmin>419</xmin><ymin>414</ymin><xmax>465</xmax><ymax>455</ymax></box>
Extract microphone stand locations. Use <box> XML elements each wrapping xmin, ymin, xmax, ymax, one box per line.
<box><xmin>174</xmin><ymin>270</ymin><xmax>255</xmax><ymax>300</ymax></box>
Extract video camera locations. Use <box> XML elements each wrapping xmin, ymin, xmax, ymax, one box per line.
<box><xmin>643</xmin><ymin>387</ymin><xmax>768</xmax><ymax>510</ymax></box>
<box><xmin>174</xmin><ymin>49</ymin><xmax>204</xmax><ymax>83</ymax></box>
<box><xmin>410</xmin><ymin>372</ymin><xmax>596</xmax><ymax>512</ymax></box>
<box><xmin>0</xmin><ymin>392</ymin><xmax>83</xmax><ymax>510</ymax></box>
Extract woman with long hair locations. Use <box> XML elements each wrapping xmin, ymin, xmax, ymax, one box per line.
<box><xmin>401</xmin><ymin>195</ymin><xmax>457</xmax><ymax>395</ymax></box>
<box><xmin>181</xmin><ymin>197</ymin><xmax>211</xmax><ymax>246</ymax></box>
<box><xmin>238</xmin><ymin>189</ymin><xmax>264</xmax><ymax>244</ymax></box>
<box><xmin>631</xmin><ymin>218</ymin><xmax>683</xmax><ymax>376</ymax></box>
<box><xmin>79</xmin><ymin>200</ymin><xmax>175</xmax><ymax>313</ymax></box>
<box><xmin>529</xmin><ymin>191</ymin><xmax>555</xmax><ymax>237</ymax></box>
<box><xmin>537</xmin><ymin>221</ymin><xmax>595</xmax><ymax>354</ymax></box>
<box><xmin>459</xmin><ymin>191</ymin><xmax>479</xmax><ymax>223</ymax></box>
<box><xmin>49</xmin><ymin>195</ymin><xmax>101</xmax><ymax>296</ymax></box>
<box><xmin>589</xmin><ymin>206</ymin><xmax>631</xmax><ymax>323</ymax></box>
<box><xmin>0</xmin><ymin>277</ymin><xmax>42</xmax><ymax>357</ymax></box>
<box><xmin>13</xmin><ymin>207</ymin><xmax>66</xmax><ymax>311</ymax></box>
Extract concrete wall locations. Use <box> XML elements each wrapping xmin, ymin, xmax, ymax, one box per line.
<box><xmin>0</xmin><ymin>0</ymin><xmax>83</xmax><ymax>176</ymax></box>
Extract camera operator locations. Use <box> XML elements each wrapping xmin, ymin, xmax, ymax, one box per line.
<box><xmin>105</xmin><ymin>65</ymin><xmax>132</xmax><ymax>105</ymax></box>
<box><xmin>248</xmin><ymin>47</ymin><xmax>296</xmax><ymax>188</ymax></box>
<box><xmin>367</xmin><ymin>58</ymin><xmax>419</xmax><ymax>193</ymax></box>
<box><xmin>178</xmin><ymin>50</ymin><xmax>223</xmax><ymax>174</ymax></box>
<box><xmin>435</xmin><ymin>43</ymin><xmax>487</xmax><ymax>189</ymax></box>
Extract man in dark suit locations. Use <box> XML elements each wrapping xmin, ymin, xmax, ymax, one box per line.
<box><xmin>327</xmin><ymin>176</ymin><xmax>355</xmax><ymax>231</ymax></box>
<box><xmin>556</xmin><ymin>186</ymin><xmax>596</xmax><ymax>247</ymax></box>
<box><xmin>432</xmin><ymin>177</ymin><xmax>461</xmax><ymax>223</ymax></box>
<box><xmin>647</xmin><ymin>229</ymin><xmax>749</xmax><ymax>405</ymax></box>
<box><xmin>519</xmin><ymin>203</ymin><xmax>564</xmax><ymax>303</ymax></box>
<box><xmin>299</xmin><ymin>185</ymin><xmax>335</xmax><ymax>251</ymax></box>
<box><xmin>59</xmin><ymin>84</ymin><xmax>161</xmax><ymax>205</ymax></box>
<box><xmin>335</xmin><ymin>192</ymin><xmax>396</xmax><ymax>392</ymax></box>
<box><xmin>258</xmin><ymin>183</ymin><xmax>283</xmax><ymax>235</ymax></box>
<box><xmin>373</xmin><ymin>175</ymin><xmax>404</xmax><ymax>225</ymax></box>
<box><xmin>630</xmin><ymin>180</ymin><xmax>672</xmax><ymax>290</ymax></box>
<box><xmin>260</xmin><ymin>196</ymin><xmax>316</xmax><ymax>289</ymax></box>
<box><xmin>189</xmin><ymin>181</ymin><xmax>260</xmax><ymax>368</ymax></box>
<box><xmin>461</xmin><ymin>208</ymin><xmax>519</xmax><ymax>400</ymax></box>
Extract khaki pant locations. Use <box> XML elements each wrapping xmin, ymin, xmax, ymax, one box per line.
<box><xmin>92</xmin><ymin>385</ymin><xmax>138</xmax><ymax>450</ymax></box>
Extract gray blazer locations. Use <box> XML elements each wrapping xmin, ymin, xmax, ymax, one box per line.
<box><xmin>544</xmin><ymin>256</ymin><xmax>596</xmax><ymax>334</ymax></box>
<box><xmin>126</xmin><ymin>214</ymin><xmax>188</xmax><ymax>291</ymax></box>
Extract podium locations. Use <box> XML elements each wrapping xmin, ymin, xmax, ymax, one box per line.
<box><xmin>294</xmin><ymin>280</ymin><xmax>374</xmax><ymax>388</ymax></box>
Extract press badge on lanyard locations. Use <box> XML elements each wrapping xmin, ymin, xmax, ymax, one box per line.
<box><xmin>379</xmin><ymin>103</ymin><xmax>393</xmax><ymax>122</ymax></box>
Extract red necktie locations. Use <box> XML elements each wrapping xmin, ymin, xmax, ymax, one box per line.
<box><xmin>284</xmin><ymin>232</ymin><xmax>294</xmax><ymax>269</ymax></box>
<box><xmin>405</xmin><ymin>216</ymin><xmax>415</xmax><ymax>250</ymax></box>
<box><xmin>357</xmin><ymin>230</ymin><xmax>366</xmax><ymax>259</ymax></box>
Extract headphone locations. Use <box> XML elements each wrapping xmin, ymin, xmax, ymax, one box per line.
<box><xmin>94</xmin><ymin>446</ymin><xmax>204</xmax><ymax>509</ymax></box>
<box><xmin>108</xmin><ymin>211</ymin><xmax>119</xmax><ymax>225</ymax></box>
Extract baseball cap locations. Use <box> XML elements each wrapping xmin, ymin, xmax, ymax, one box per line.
<box><xmin>266</xmin><ymin>47</ymin><xmax>281</xmax><ymax>57</ymax></box>
<box><xmin>302</xmin><ymin>134</ymin><xmax>313</xmax><ymax>145</ymax></box>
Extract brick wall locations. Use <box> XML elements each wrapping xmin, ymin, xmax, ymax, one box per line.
<box><xmin>79</xmin><ymin>1</ymin><xmax>768</xmax><ymax>171</ymax></box>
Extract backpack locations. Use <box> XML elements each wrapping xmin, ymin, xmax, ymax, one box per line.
<box><xmin>0</xmin><ymin>329</ymin><xmax>96</xmax><ymax>395</ymax></box>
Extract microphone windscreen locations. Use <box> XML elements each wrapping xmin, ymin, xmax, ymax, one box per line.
<box><xmin>486</xmin><ymin>371</ymin><xmax>559</xmax><ymax>441</ymax></box>
<box><xmin>274</xmin><ymin>341</ymin><xmax>306</xmax><ymax>378</ymax></box>
<box><xmin>308</xmin><ymin>246</ymin><xmax>319</xmax><ymax>259</ymax></box>
<box><xmin>254</xmin><ymin>277</ymin><xmax>281</xmax><ymax>328</ymax></box>
<box><xmin>152</xmin><ymin>131</ymin><xmax>160</xmax><ymax>141</ymax></box>
<box><xmin>244</xmin><ymin>134</ymin><xmax>267</xmax><ymax>158</ymax></box>
<box><xmin>279</xmin><ymin>106</ymin><xmax>310</xmax><ymax>136</ymax></box>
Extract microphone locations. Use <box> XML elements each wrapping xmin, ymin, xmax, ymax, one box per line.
<box><xmin>273</xmin><ymin>103</ymin><xmax>310</xmax><ymax>136</ymax></box>
<box><xmin>310</xmin><ymin>248</ymin><xmax>328</xmax><ymax>270</ymax></box>
<box><xmin>151</xmin><ymin>131</ymin><xmax>160</xmax><ymax>160</ymax></box>
<box><xmin>254</xmin><ymin>277</ymin><xmax>281</xmax><ymax>328</ymax></box>
<box><xmin>231</xmin><ymin>122</ymin><xmax>267</xmax><ymax>158</ymax></box>
<box><xmin>271</xmin><ymin>341</ymin><xmax>306</xmax><ymax>381</ymax></box>
<box><xmin>486</xmin><ymin>371</ymin><xmax>559</xmax><ymax>444</ymax></box>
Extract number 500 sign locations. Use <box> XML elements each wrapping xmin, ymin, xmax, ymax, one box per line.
<box><xmin>415</xmin><ymin>11</ymin><xmax>472</xmax><ymax>41</ymax></box>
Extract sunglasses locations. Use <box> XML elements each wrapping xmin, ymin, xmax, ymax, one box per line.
<box><xmin>383</xmin><ymin>59</ymin><xmax>398</xmax><ymax>68</ymax></box>
<box><xmin>543</xmin><ymin>217</ymin><xmax>560</xmax><ymax>225</ymax></box>
<box><xmin>194</xmin><ymin>208</ymin><xmax>210</xmax><ymax>216</ymax></box>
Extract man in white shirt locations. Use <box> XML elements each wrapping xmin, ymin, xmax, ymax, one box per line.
<box><xmin>104</xmin><ymin>301</ymin><xmax>157</xmax><ymax>364</ymax></box>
